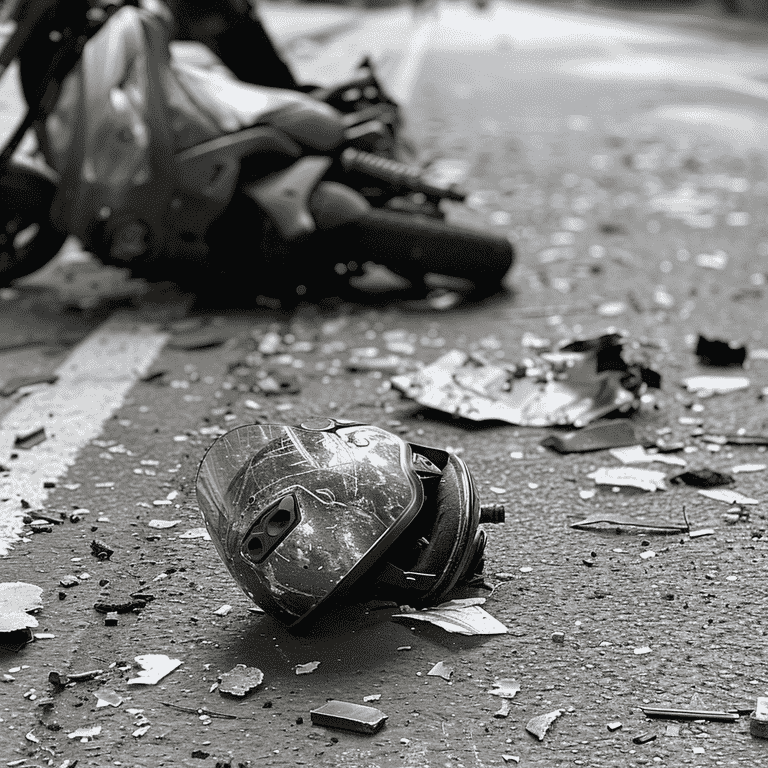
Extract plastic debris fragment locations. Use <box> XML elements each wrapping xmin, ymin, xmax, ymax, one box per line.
<box><xmin>147</xmin><ymin>519</ymin><xmax>180</xmax><ymax>529</ymax></box>
<box><xmin>541</xmin><ymin>421</ymin><xmax>638</xmax><ymax>454</ymax></box>
<box><xmin>526</xmin><ymin>709</ymin><xmax>562</xmax><ymax>740</ymax></box>
<box><xmin>670</xmin><ymin>469</ymin><xmax>734</xmax><ymax>488</ymax></box>
<box><xmin>179</xmin><ymin>527</ymin><xmax>211</xmax><ymax>539</ymax></box>
<box><xmin>587</xmin><ymin>467</ymin><xmax>667</xmax><ymax>492</ymax></box>
<box><xmin>698</xmin><ymin>489</ymin><xmax>759</xmax><ymax>505</ymax></box>
<box><xmin>695</xmin><ymin>335</ymin><xmax>746</xmax><ymax>367</ymax></box>
<box><xmin>609</xmin><ymin>445</ymin><xmax>686</xmax><ymax>466</ymax></box>
<box><xmin>218</xmin><ymin>664</ymin><xmax>264</xmax><ymax>697</ymax></box>
<box><xmin>392</xmin><ymin>598</ymin><xmax>508</xmax><ymax>635</ymax></box>
<box><xmin>750</xmin><ymin>697</ymin><xmax>768</xmax><ymax>739</ymax></box>
<box><xmin>14</xmin><ymin>427</ymin><xmax>46</xmax><ymax>450</ymax></box>
<box><xmin>295</xmin><ymin>661</ymin><xmax>320</xmax><ymax>675</ymax></box>
<box><xmin>490</xmin><ymin>678</ymin><xmax>519</xmax><ymax>716</ymax></box>
<box><xmin>392</xmin><ymin>334</ymin><xmax>657</xmax><ymax>428</ymax></box>
<box><xmin>0</xmin><ymin>582</ymin><xmax>43</xmax><ymax>650</ymax></box>
<box><xmin>310</xmin><ymin>700</ymin><xmax>388</xmax><ymax>734</ymax></box>
<box><xmin>732</xmin><ymin>464</ymin><xmax>767</xmax><ymax>474</ymax></box>
<box><xmin>67</xmin><ymin>725</ymin><xmax>102</xmax><ymax>741</ymax></box>
<box><xmin>682</xmin><ymin>376</ymin><xmax>749</xmax><ymax>395</ymax></box>
<box><xmin>427</xmin><ymin>662</ymin><xmax>454</xmax><ymax>681</ymax></box>
<box><xmin>95</xmin><ymin>689</ymin><xmax>124</xmax><ymax>708</ymax></box>
<box><xmin>126</xmin><ymin>654</ymin><xmax>182</xmax><ymax>685</ymax></box>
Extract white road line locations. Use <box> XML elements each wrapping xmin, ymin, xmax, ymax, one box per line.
<box><xmin>0</xmin><ymin>313</ymin><xmax>168</xmax><ymax>555</ymax></box>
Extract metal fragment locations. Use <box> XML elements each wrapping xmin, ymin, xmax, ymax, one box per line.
<box><xmin>310</xmin><ymin>700</ymin><xmax>388</xmax><ymax>734</ymax></box>
<box><xmin>641</xmin><ymin>706</ymin><xmax>739</xmax><ymax>722</ymax></box>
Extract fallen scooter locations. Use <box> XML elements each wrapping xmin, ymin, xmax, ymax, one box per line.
<box><xmin>0</xmin><ymin>0</ymin><xmax>514</xmax><ymax>305</ymax></box>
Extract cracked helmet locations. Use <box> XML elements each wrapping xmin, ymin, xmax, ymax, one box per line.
<box><xmin>195</xmin><ymin>418</ymin><xmax>504</xmax><ymax>631</ymax></box>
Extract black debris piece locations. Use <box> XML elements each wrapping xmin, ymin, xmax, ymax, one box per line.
<box><xmin>695</xmin><ymin>335</ymin><xmax>747</xmax><ymax>368</ymax></box>
<box><xmin>641</xmin><ymin>706</ymin><xmax>738</xmax><ymax>722</ymax></box>
<box><xmin>90</xmin><ymin>539</ymin><xmax>114</xmax><ymax>560</ymax></box>
<box><xmin>632</xmin><ymin>733</ymin><xmax>657</xmax><ymax>745</ymax></box>
<box><xmin>167</xmin><ymin>329</ymin><xmax>229</xmax><ymax>351</ymax></box>
<box><xmin>670</xmin><ymin>469</ymin><xmax>735</xmax><ymax>488</ymax></box>
<box><xmin>310</xmin><ymin>700</ymin><xmax>388</xmax><ymax>734</ymax></box>
<box><xmin>541</xmin><ymin>421</ymin><xmax>638</xmax><ymax>454</ymax></box>
<box><xmin>14</xmin><ymin>427</ymin><xmax>47</xmax><ymax>450</ymax></box>
<box><xmin>93</xmin><ymin>597</ymin><xmax>147</xmax><ymax>614</ymax></box>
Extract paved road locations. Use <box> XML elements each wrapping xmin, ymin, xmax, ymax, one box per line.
<box><xmin>2</xmin><ymin>1</ymin><xmax>768</xmax><ymax>766</ymax></box>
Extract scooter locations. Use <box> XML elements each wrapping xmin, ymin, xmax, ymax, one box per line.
<box><xmin>0</xmin><ymin>0</ymin><xmax>514</xmax><ymax>305</ymax></box>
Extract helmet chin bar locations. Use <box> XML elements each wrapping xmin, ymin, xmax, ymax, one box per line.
<box><xmin>365</xmin><ymin>444</ymin><xmax>502</xmax><ymax>606</ymax></box>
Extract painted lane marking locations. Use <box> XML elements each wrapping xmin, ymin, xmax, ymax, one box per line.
<box><xmin>0</xmin><ymin>313</ymin><xmax>168</xmax><ymax>555</ymax></box>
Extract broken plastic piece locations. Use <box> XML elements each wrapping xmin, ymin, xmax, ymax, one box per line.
<box><xmin>126</xmin><ymin>654</ymin><xmax>182</xmax><ymax>685</ymax></box>
<box><xmin>641</xmin><ymin>706</ymin><xmax>738</xmax><ymax>722</ymax></box>
<box><xmin>148</xmin><ymin>519</ymin><xmax>180</xmax><ymax>529</ymax></box>
<box><xmin>0</xmin><ymin>582</ymin><xmax>42</xmax><ymax>650</ymax></box>
<box><xmin>750</xmin><ymin>697</ymin><xmax>768</xmax><ymax>739</ymax></box>
<box><xmin>310</xmin><ymin>700</ymin><xmax>388</xmax><ymax>734</ymax></box>
<box><xmin>95</xmin><ymin>689</ymin><xmax>124</xmax><ymax>708</ymax></box>
<box><xmin>609</xmin><ymin>445</ymin><xmax>686</xmax><ymax>467</ymax></box>
<box><xmin>295</xmin><ymin>661</ymin><xmax>320</xmax><ymax>675</ymax></box>
<box><xmin>698</xmin><ymin>489</ymin><xmax>759</xmax><ymax>505</ymax></box>
<box><xmin>90</xmin><ymin>539</ymin><xmax>114</xmax><ymax>560</ymax></box>
<box><xmin>633</xmin><ymin>732</ymin><xmax>657</xmax><ymax>744</ymax></box>
<box><xmin>695</xmin><ymin>335</ymin><xmax>746</xmax><ymax>367</ymax></box>
<box><xmin>526</xmin><ymin>709</ymin><xmax>562</xmax><ymax>740</ymax></box>
<box><xmin>427</xmin><ymin>661</ymin><xmax>454</xmax><ymax>681</ymax></box>
<box><xmin>218</xmin><ymin>664</ymin><xmax>264</xmax><ymax>697</ymax></box>
<box><xmin>670</xmin><ymin>469</ymin><xmax>734</xmax><ymax>488</ymax></box>
<box><xmin>67</xmin><ymin>725</ymin><xmax>102</xmax><ymax>741</ymax></box>
<box><xmin>93</xmin><ymin>596</ymin><xmax>148</xmax><ymax>614</ymax></box>
<box><xmin>489</xmin><ymin>679</ymin><xmax>520</xmax><ymax>699</ymax></box>
<box><xmin>13</xmin><ymin>427</ymin><xmax>46</xmax><ymax>450</ymax></box>
<box><xmin>541</xmin><ymin>421</ymin><xmax>638</xmax><ymax>454</ymax></box>
<box><xmin>392</xmin><ymin>334</ymin><xmax>656</xmax><ymax>428</ymax></box>
<box><xmin>49</xmin><ymin>669</ymin><xmax>103</xmax><ymax>686</ymax></box>
<box><xmin>587</xmin><ymin>467</ymin><xmax>666</xmax><ymax>492</ymax></box>
<box><xmin>683</xmin><ymin>375</ymin><xmax>750</xmax><ymax>395</ymax></box>
<box><xmin>392</xmin><ymin>598</ymin><xmax>508</xmax><ymax>635</ymax></box>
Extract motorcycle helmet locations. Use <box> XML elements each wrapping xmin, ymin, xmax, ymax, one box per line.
<box><xmin>195</xmin><ymin>418</ymin><xmax>504</xmax><ymax>631</ymax></box>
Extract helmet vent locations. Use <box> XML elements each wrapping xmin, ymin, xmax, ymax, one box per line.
<box><xmin>240</xmin><ymin>494</ymin><xmax>301</xmax><ymax>565</ymax></box>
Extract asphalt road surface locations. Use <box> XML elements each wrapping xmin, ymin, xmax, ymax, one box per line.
<box><xmin>2</xmin><ymin>1</ymin><xmax>768</xmax><ymax>766</ymax></box>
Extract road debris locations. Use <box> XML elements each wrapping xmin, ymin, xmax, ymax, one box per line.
<box><xmin>93</xmin><ymin>595</ymin><xmax>150</xmax><ymax>614</ymax></box>
<box><xmin>698</xmin><ymin>489</ymin><xmax>759</xmax><ymax>505</ymax></box>
<box><xmin>95</xmin><ymin>688</ymin><xmax>124</xmax><ymax>708</ymax></box>
<box><xmin>179</xmin><ymin>527</ymin><xmax>211</xmax><ymax>539</ymax></box>
<box><xmin>393</xmin><ymin>598</ymin><xmax>508</xmax><ymax>635</ymax></box>
<box><xmin>608</xmin><ymin>445</ymin><xmax>686</xmax><ymax>467</ymax></box>
<box><xmin>218</xmin><ymin>664</ymin><xmax>264</xmax><ymax>697</ymax></box>
<box><xmin>363</xmin><ymin>694</ymin><xmax>381</xmax><ymax>702</ymax></box>
<box><xmin>607</xmin><ymin>721</ymin><xmax>623</xmax><ymax>731</ymax></box>
<box><xmin>732</xmin><ymin>464</ymin><xmax>767</xmax><ymax>474</ymax></box>
<box><xmin>641</xmin><ymin>706</ymin><xmax>739</xmax><ymax>722</ymax></box>
<box><xmin>633</xmin><ymin>732</ymin><xmax>657</xmax><ymax>744</ymax></box>
<box><xmin>0</xmin><ymin>582</ymin><xmax>43</xmax><ymax>650</ymax></box>
<box><xmin>167</xmin><ymin>327</ymin><xmax>229</xmax><ymax>351</ymax></box>
<box><xmin>90</xmin><ymin>539</ymin><xmax>114</xmax><ymax>560</ymax></box>
<box><xmin>750</xmin><ymin>698</ymin><xmax>768</xmax><ymax>739</ymax></box>
<box><xmin>310</xmin><ymin>700</ymin><xmax>388</xmax><ymax>734</ymax></box>
<box><xmin>295</xmin><ymin>661</ymin><xmax>321</xmax><ymax>675</ymax></box>
<box><xmin>541</xmin><ymin>421</ymin><xmax>638</xmax><ymax>454</ymax></box>
<box><xmin>526</xmin><ymin>709</ymin><xmax>562</xmax><ymax>740</ymax></box>
<box><xmin>67</xmin><ymin>725</ymin><xmax>102</xmax><ymax>741</ymax></box>
<box><xmin>688</xmin><ymin>528</ymin><xmax>716</xmax><ymax>538</ymax></box>
<box><xmin>14</xmin><ymin>427</ymin><xmax>47</xmax><ymax>450</ymax></box>
<box><xmin>391</xmin><ymin>334</ymin><xmax>657</xmax><ymax>427</ymax></box>
<box><xmin>670</xmin><ymin>469</ymin><xmax>734</xmax><ymax>488</ymax></box>
<box><xmin>489</xmin><ymin>678</ymin><xmax>520</xmax><ymax>717</ymax></box>
<box><xmin>49</xmin><ymin>669</ymin><xmax>103</xmax><ymax>686</ymax></box>
<box><xmin>0</xmin><ymin>374</ymin><xmax>58</xmax><ymax>398</ymax></box>
<box><xmin>587</xmin><ymin>467</ymin><xmax>667</xmax><ymax>492</ymax></box>
<box><xmin>147</xmin><ymin>519</ymin><xmax>180</xmax><ymax>529</ymax></box>
<box><xmin>695</xmin><ymin>335</ymin><xmax>746</xmax><ymax>367</ymax></box>
<box><xmin>126</xmin><ymin>654</ymin><xmax>182</xmax><ymax>685</ymax></box>
<box><xmin>427</xmin><ymin>661</ymin><xmax>454</xmax><ymax>680</ymax></box>
<box><xmin>682</xmin><ymin>375</ymin><xmax>750</xmax><ymax>396</ymax></box>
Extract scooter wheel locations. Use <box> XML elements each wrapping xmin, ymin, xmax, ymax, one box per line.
<box><xmin>0</xmin><ymin>165</ymin><xmax>66</xmax><ymax>286</ymax></box>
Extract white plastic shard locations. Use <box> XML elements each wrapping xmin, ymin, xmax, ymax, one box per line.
<box><xmin>526</xmin><ymin>709</ymin><xmax>563</xmax><ymax>740</ymax></box>
<box><xmin>392</xmin><ymin>598</ymin><xmax>508</xmax><ymax>636</ymax></box>
<box><xmin>587</xmin><ymin>467</ymin><xmax>667</xmax><ymax>492</ymax></box>
<box><xmin>682</xmin><ymin>375</ymin><xmax>750</xmax><ymax>395</ymax></box>
<box><xmin>608</xmin><ymin>445</ymin><xmax>686</xmax><ymax>467</ymax></box>
<box><xmin>0</xmin><ymin>582</ymin><xmax>43</xmax><ymax>633</ymax></box>
<box><xmin>698</xmin><ymin>488</ymin><xmax>759</xmax><ymax>505</ymax></box>
<box><xmin>126</xmin><ymin>654</ymin><xmax>182</xmax><ymax>685</ymax></box>
<box><xmin>427</xmin><ymin>661</ymin><xmax>454</xmax><ymax>680</ymax></box>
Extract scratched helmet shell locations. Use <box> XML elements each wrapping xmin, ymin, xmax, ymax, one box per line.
<box><xmin>195</xmin><ymin>418</ymin><xmax>496</xmax><ymax>631</ymax></box>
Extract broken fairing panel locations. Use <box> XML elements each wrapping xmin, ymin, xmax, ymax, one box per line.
<box><xmin>391</xmin><ymin>334</ymin><xmax>656</xmax><ymax>428</ymax></box>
